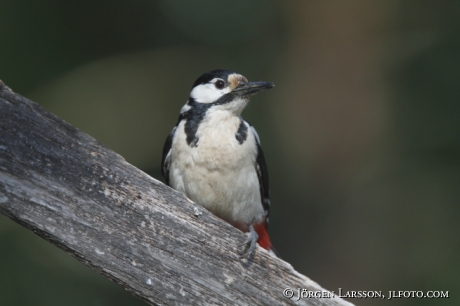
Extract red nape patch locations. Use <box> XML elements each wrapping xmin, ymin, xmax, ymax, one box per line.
<box><xmin>253</xmin><ymin>222</ymin><xmax>272</xmax><ymax>251</ymax></box>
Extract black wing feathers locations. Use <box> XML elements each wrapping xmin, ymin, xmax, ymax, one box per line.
<box><xmin>254</xmin><ymin>130</ymin><xmax>270</xmax><ymax>225</ymax></box>
<box><xmin>161</xmin><ymin>127</ymin><xmax>175</xmax><ymax>185</ymax></box>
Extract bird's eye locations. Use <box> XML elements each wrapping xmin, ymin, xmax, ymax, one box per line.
<box><xmin>214</xmin><ymin>80</ymin><xmax>225</xmax><ymax>89</ymax></box>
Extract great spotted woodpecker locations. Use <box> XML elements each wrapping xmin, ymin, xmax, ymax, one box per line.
<box><xmin>161</xmin><ymin>69</ymin><xmax>275</xmax><ymax>257</ymax></box>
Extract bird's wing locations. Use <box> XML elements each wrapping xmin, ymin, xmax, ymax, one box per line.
<box><xmin>250</xmin><ymin>125</ymin><xmax>270</xmax><ymax>225</ymax></box>
<box><xmin>161</xmin><ymin>126</ymin><xmax>176</xmax><ymax>185</ymax></box>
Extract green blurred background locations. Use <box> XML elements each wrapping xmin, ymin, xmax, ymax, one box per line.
<box><xmin>1</xmin><ymin>1</ymin><xmax>459</xmax><ymax>305</ymax></box>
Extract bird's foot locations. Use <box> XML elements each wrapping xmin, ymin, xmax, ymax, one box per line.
<box><xmin>239</xmin><ymin>224</ymin><xmax>258</xmax><ymax>258</ymax></box>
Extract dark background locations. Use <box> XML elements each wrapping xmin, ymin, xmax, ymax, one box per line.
<box><xmin>1</xmin><ymin>1</ymin><xmax>459</xmax><ymax>305</ymax></box>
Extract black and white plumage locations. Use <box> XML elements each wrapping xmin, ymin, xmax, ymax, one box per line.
<box><xmin>161</xmin><ymin>69</ymin><xmax>274</xmax><ymax>256</ymax></box>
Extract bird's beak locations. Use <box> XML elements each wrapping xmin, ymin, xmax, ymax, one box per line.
<box><xmin>233</xmin><ymin>81</ymin><xmax>274</xmax><ymax>97</ymax></box>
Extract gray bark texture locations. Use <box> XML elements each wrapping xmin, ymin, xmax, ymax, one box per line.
<box><xmin>0</xmin><ymin>80</ymin><xmax>353</xmax><ymax>306</ymax></box>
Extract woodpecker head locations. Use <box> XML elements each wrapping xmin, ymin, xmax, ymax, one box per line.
<box><xmin>183</xmin><ymin>69</ymin><xmax>274</xmax><ymax>116</ymax></box>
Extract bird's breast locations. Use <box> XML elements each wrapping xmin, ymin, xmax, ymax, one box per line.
<box><xmin>172</xmin><ymin>115</ymin><xmax>257</xmax><ymax>189</ymax></box>
<box><xmin>191</xmin><ymin>112</ymin><xmax>254</xmax><ymax>168</ymax></box>
<box><xmin>170</xmin><ymin>113</ymin><xmax>262</xmax><ymax>224</ymax></box>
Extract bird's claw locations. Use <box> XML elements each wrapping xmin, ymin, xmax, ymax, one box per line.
<box><xmin>239</xmin><ymin>224</ymin><xmax>258</xmax><ymax>258</ymax></box>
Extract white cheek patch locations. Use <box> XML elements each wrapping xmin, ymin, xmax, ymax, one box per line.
<box><xmin>190</xmin><ymin>82</ymin><xmax>230</xmax><ymax>104</ymax></box>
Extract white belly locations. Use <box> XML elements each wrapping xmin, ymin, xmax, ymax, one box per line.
<box><xmin>169</xmin><ymin>113</ymin><xmax>264</xmax><ymax>226</ymax></box>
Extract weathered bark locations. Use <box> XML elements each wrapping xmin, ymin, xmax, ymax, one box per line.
<box><xmin>0</xmin><ymin>80</ymin><xmax>353</xmax><ymax>306</ymax></box>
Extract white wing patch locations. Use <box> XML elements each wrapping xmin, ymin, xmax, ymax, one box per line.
<box><xmin>180</xmin><ymin>102</ymin><xmax>191</xmax><ymax>114</ymax></box>
<box><xmin>250</xmin><ymin>125</ymin><xmax>261</xmax><ymax>144</ymax></box>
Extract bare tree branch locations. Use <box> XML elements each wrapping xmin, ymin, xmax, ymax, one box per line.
<box><xmin>0</xmin><ymin>80</ymin><xmax>353</xmax><ymax>306</ymax></box>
